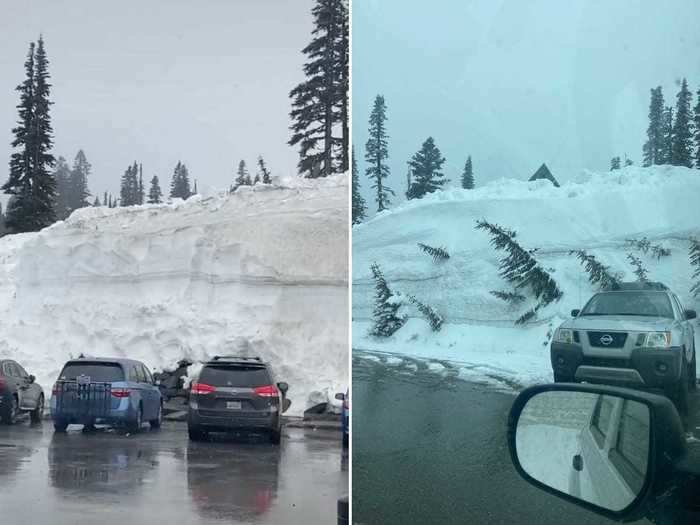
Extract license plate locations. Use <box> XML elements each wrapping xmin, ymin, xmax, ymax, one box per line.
<box><xmin>226</xmin><ymin>401</ymin><xmax>241</xmax><ymax>410</ymax></box>
<box><xmin>76</xmin><ymin>375</ymin><xmax>91</xmax><ymax>385</ymax></box>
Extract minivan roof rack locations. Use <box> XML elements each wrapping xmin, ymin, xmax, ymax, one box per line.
<box><xmin>605</xmin><ymin>281</ymin><xmax>668</xmax><ymax>291</ymax></box>
<box><xmin>210</xmin><ymin>355</ymin><xmax>262</xmax><ymax>362</ymax></box>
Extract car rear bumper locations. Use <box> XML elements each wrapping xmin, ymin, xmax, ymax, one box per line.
<box><xmin>50</xmin><ymin>398</ymin><xmax>138</xmax><ymax>425</ymax></box>
<box><xmin>551</xmin><ymin>342</ymin><xmax>683</xmax><ymax>389</ymax></box>
<box><xmin>188</xmin><ymin>408</ymin><xmax>278</xmax><ymax>432</ymax></box>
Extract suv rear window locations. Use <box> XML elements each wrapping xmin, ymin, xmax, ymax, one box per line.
<box><xmin>59</xmin><ymin>362</ymin><xmax>125</xmax><ymax>382</ymax></box>
<box><xmin>199</xmin><ymin>365</ymin><xmax>271</xmax><ymax>387</ymax></box>
<box><xmin>581</xmin><ymin>292</ymin><xmax>673</xmax><ymax>318</ymax></box>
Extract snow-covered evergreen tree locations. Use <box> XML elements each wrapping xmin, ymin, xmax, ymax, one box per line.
<box><xmin>233</xmin><ymin>160</ymin><xmax>251</xmax><ymax>190</ymax></box>
<box><xmin>406</xmin><ymin>137</ymin><xmax>447</xmax><ymax>200</ymax></box>
<box><xmin>69</xmin><ymin>149</ymin><xmax>91</xmax><ymax>211</ymax></box>
<box><xmin>491</xmin><ymin>290</ymin><xmax>526</xmax><ymax>304</ymax></box>
<box><xmin>627</xmin><ymin>253</ymin><xmax>649</xmax><ymax>282</ymax></box>
<box><xmin>610</xmin><ymin>156</ymin><xmax>621</xmax><ymax>170</ymax></box>
<box><xmin>53</xmin><ymin>156</ymin><xmax>72</xmax><ymax>220</ymax></box>
<box><xmin>407</xmin><ymin>295</ymin><xmax>443</xmax><ymax>332</ymax></box>
<box><xmin>257</xmin><ymin>156</ymin><xmax>272</xmax><ymax>184</ymax></box>
<box><xmin>365</xmin><ymin>94</ymin><xmax>393</xmax><ymax>212</ymax></box>
<box><xmin>120</xmin><ymin>162</ymin><xmax>140</xmax><ymax>206</ymax></box>
<box><xmin>624</xmin><ymin>155</ymin><xmax>633</xmax><ymax>167</ymax></box>
<box><xmin>694</xmin><ymin>88</ymin><xmax>700</xmax><ymax>169</ymax></box>
<box><xmin>148</xmin><ymin>176</ymin><xmax>163</xmax><ymax>204</ymax></box>
<box><xmin>351</xmin><ymin>148</ymin><xmax>367</xmax><ymax>225</ymax></box>
<box><xmin>288</xmin><ymin>0</ymin><xmax>348</xmax><ymax>177</ymax></box>
<box><xmin>570</xmin><ymin>250</ymin><xmax>622</xmax><ymax>290</ymax></box>
<box><xmin>417</xmin><ymin>242</ymin><xmax>450</xmax><ymax>261</ymax></box>
<box><xmin>662</xmin><ymin>106</ymin><xmax>674</xmax><ymax>164</ymax></box>
<box><xmin>93</xmin><ymin>196</ymin><xmax>100</xmax><ymax>206</ymax></box>
<box><xmin>642</xmin><ymin>86</ymin><xmax>665</xmax><ymax>166</ymax></box>
<box><xmin>369</xmin><ymin>262</ymin><xmax>406</xmax><ymax>337</ymax></box>
<box><xmin>461</xmin><ymin>156</ymin><xmax>474</xmax><ymax>189</ymax></box>
<box><xmin>169</xmin><ymin>161</ymin><xmax>191</xmax><ymax>199</ymax></box>
<box><xmin>690</xmin><ymin>238</ymin><xmax>700</xmax><ymax>296</ymax></box>
<box><xmin>476</xmin><ymin>220</ymin><xmax>563</xmax><ymax>308</ymax></box>
<box><xmin>671</xmin><ymin>79</ymin><xmax>693</xmax><ymax>167</ymax></box>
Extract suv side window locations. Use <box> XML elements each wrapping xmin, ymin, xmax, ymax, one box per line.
<box><xmin>608</xmin><ymin>400</ymin><xmax>649</xmax><ymax>493</ymax></box>
<box><xmin>1</xmin><ymin>362</ymin><xmax>12</xmax><ymax>376</ymax></box>
<box><xmin>591</xmin><ymin>395</ymin><xmax>614</xmax><ymax>448</ymax></box>
<box><xmin>141</xmin><ymin>364</ymin><xmax>153</xmax><ymax>384</ymax></box>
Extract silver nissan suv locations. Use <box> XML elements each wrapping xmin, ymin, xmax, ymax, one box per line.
<box><xmin>551</xmin><ymin>282</ymin><xmax>697</xmax><ymax>416</ymax></box>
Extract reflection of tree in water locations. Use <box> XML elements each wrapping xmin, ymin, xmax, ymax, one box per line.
<box><xmin>48</xmin><ymin>432</ymin><xmax>159</xmax><ymax>498</ymax></box>
<box><xmin>186</xmin><ymin>439</ymin><xmax>281</xmax><ymax>522</ymax></box>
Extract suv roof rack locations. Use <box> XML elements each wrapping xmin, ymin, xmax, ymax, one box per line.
<box><xmin>605</xmin><ymin>281</ymin><xmax>669</xmax><ymax>291</ymax></box>
<box><xmin>210</xmin><ymin>355</ymin><xmax>263</xmax><ymax>363</ymax></box>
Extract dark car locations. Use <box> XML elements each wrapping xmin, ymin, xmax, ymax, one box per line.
<box><xmin>50</xmin><ymin>357</ymin><xmax>163</xmax><ymax>432</ymax></box>
<box><xmin>0</xmin><ymin>359</ymin><xmax>45</xmax><ymax>424</ymax></box>
<box><xmin>336</xmin><ymin>390</ymin><xmax>349</xmax><ymax>448</ymax></box>
<box><xmin>187</xmin><ymin>356</ymin><xmax>289</xmax><ymax>443</ymax></box>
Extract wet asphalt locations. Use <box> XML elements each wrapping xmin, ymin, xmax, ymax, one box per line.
<box><xmin>352</xmin><ymin>352</ymin><xmax>658</xmax><ymax>525</ymax></box>
<box><xmin>0</xmin><ymin>420</ymin><xmax>348</xmax><ymax>525</ymax></box>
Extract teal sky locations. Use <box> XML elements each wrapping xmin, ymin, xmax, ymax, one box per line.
<box><xmin>353</xmin><ymin>0</ymin><xmax>700</xmax><ymax>213</ymax></box>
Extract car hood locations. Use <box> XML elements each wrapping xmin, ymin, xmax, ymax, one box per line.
<box><xmin>563</xmin><ymin>315</ymin><xmax>675</xmax><ymax>332</ymax></box>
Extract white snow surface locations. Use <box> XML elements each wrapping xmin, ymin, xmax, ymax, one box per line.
<box><xmin>0</xmin><ymin>176</ymin><xmax>349</xmax><ymax>416</ymax></box>
<box><xmin>353</xmin><ymin>166</ymin><xmax>700</xmax><ymax>388</ymax></box>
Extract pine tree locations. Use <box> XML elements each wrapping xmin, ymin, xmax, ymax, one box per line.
<box><xmin>365</xmin><ymin>94</ymin><xmax>393</xmax><ymax>212</ymax></box>
<box><xmin>169</xmin><ymin>161</ymin><xmax>191</xmax><ymax>199</ymax></box>
<box><xmin>257</xmin><ymin>156</ymin><xmax>272</xmax><ymax>184</ymax></box>
<box><xmin>148</xmin><ymin>176</ymin><xmax>163</xmax><ymax>204</ymax></box>
<box><xmin>624</xmin><ymin>155</ymin><xmax>633</xmax><ymax>166</ymax></box>
<box><xmin>288</xmin><ymin>0</ymin><xmax>348</xmax><ymax>177</ymax></box>
<box><xmin>103</xmin><ymin>191</ymin><xmax>107</xmax><ymax>208</ymax></box>
<box><xmin>137</xmin><ymin>164</ymin><xmax>144</xmax><ymax>205</ymax></box>
<box><xmin>93</xmin><ymin>196</ymin><xmax>100</xmax><ymax>206</ymax></box>
<box><xmin>627</xmin><ymin>253</ymin><xmax>649</xmax><ymax>282</ymax></box>
<box><xmin>406</xmin><ymin>137</ymin><xmax>447</xmax><ymax>200</ymax></box>
<box><xmin>690</xmin><ymin>238</ymin><xmax>700</xmax><ymax>296</ymax></box>
<box><xmin>662</xmin><ymin>106</ymin><xmax>674</xmax><ymax>163</ymax></box>
<box><xmin>407</xmin><ymin>295</ymin><xmax>443</xmax><ymax>332</ymax></box>
<box><xmin>491</xmin><ymin>290</ymin><xmax>526</xmax><ymax>304</ymax></box>
<box><xmin>476</xmin><ymin>220</ymin><xmax>563</xmax><ymax>309</ymax></box>
<box><xmin>570</xmin><ymin>250</ymin><xmax>622</xmax><ymax>290</ymax></box>
<box><xmin>671</xmin><ymin>79</ymin><xmax>693</xmax><ymax>167</ymax></box>
<box><xmin>193</xmin><ymin>180</ymin><xmax>198</xmax><ymax>194</ymax></box>
<box><xmin>461</xmin><ymin>156</ymin><xmax>474</xmax><ymax>189</ymax></box>
<box><xmin>610</xmin><ymin>156</ymin><xmax>621</xmax><ymax>170</ymax></box>
<box><xmin>417</xmin><ymin>242</ymin><xmax>450</xmax><ymax>261</ymax></box>
<box><xmin>69</xmin><ymin>149</ymin><xmax>91</xmax><ymax>211</ymax></box>
<box><xmin>642</xmin><ymin>86</ymin><xmax>665</xmax><ymax>166</ymax></box>
<box><xmin>233</xmin><ymin>160</ymin><xmax>251</xmax><ymax>189</ymax></box>
<box><xmin>3</xmin><ymin>37</ymin><xmax>57</xmax><ymax>233</ymax></box>
<box><xmin>120</xmin><ymin>163</ymin><xmax>139</xmax><ymax>206</ymax></box>
<box><xmin>369</xmin><ymin>263</ymin><xmax>406</xmax><ymax>337</ymax></box>
<box><xmin>351</xmin><ymin>148</ymin><xmax>367</xmax><ymax>225</ymax></box>
<box><xmin>53</xmin><ymin>156</ymin><xmax>72</xmax><ymax>220</ymax></box>
<box><xmin>694</xmin><ymin>88</ymin><xmax>700</xmax><ymax>169</ymax></box>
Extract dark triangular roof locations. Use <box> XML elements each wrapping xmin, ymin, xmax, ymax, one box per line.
<box><xmin>528</xmin><ymin>163</ymin><xmax>560</xmax><ymax>187</ymax></box>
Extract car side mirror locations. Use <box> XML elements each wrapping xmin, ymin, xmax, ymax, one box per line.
<box><xmin>282</xmin><ymin>398</ymin><xmax>291</xmax><ymax>413</ymax></box>
<box><xmin>685</xmin><ymin>309</ymin><xmax>697</xmax><ymax>320</ymax></box>
<box><xmin>507</xmin><ymin>383</ymin><xmax>686</xmax><ymax>522</ymax></box>
<box><xmin>277</xmin><ymin>382</ymin><xmax>289</xmax><ymax>394</ymax></box>
<box><xmin>335</xmin><ymin>392</ymin><xmax>345</xmax><ymax>401</ymax></box>
<box><xmin>28</xmin><ymin>375</ymin><xmax>35</xmax><ymax>383</ymax></box>
<box><xmin>571</xmin><ymin>309</ymin><xmax>580</xmax><ymax>317</ymax></box>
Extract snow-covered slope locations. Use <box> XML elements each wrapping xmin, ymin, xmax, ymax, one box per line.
<box><xmin>353</xmin><ymin>166</ymin><xmax>700</xmax><ymax>388</ymax></box>
<box><xmin>0</xmin><ymin>176</ymin><xmax>348</xmax><ymax>416</ymax></box>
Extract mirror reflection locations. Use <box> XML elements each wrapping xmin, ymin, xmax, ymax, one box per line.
<box><xmin>516</xmin><ymin>391</ymin><xmax>650</xmax><ymax>512</ymax></box>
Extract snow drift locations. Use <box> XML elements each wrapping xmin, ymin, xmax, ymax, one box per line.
<box><xmin>0</xmin><ymin>176</ymin><xmax>349</xmax><ymax>416</ymax></box>
<box><xmin>353</xmin><ymin>166</ymin><xmax>700</xmax><ymax>388</ymax></box>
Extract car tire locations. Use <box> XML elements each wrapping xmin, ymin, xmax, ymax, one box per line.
<box><xmin>342</xmin><ymin>432</ymin><xmax>349</xmax><ymax>448</ymax></box>
<box><xmin>53</xmin><ymin>419</ymin><xmax>69</xmax><ymax>432</ymax></box>
<box><xmin>188</xmin><ymin>426</ymin><xmax>207</xmax><ymax>441</ymax></box>
<box><xmin>671</xmin><ymin>364</ymin><xmax>690</xmax><ymax>424</ymax></box>
<box><xmin>689</xmin><ymin>349</ymin><xmax>697</xmax><ymax>392</ymax></box>
<box><xmin>30</xmin><ymin>395</ymin><xmax>44</xmax><ymax>424</ymax></box>
<box><xmin>150</xmin><ymin>403</ymin><xmax>163</xmax><ymax>429</ymax></box>
<box><xmin>1</xmin><ymin>395</ymin><xmax>19</xmax><ymax>425</ymax></box>
<box><xmin>270</xmin><ymin>428</ymin><xmax>282</xmax><ymax>445</ymax></box>
<box><xmin>128</xmin><ymin>406</ymin><xmax>143</xmax><ymax>433</ymax></box>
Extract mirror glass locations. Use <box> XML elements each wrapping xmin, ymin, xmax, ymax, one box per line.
<box><xmin>516</xmin><ymin>390</ymin><xmax>650</xmax><ymax>512</ymax></box>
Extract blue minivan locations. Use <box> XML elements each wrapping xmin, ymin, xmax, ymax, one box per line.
<box><xmin>50</xmin><ymin>357</ymin><xmax>162</xmax><ymax>432</ymax></box>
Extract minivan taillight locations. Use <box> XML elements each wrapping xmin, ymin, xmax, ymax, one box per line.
<box><xmin>191</xmin><ymin>382</ymin><xmax>216</xmax><ymax>395</ymax></box>
<box><xmin>51</xmin><ymin>382</ymin><xmax>59</xmax><ymax>395</ymax></box>
<box><xmin>111</xmin><ymin>388</ymin><xmax>131</xmax><ymax>398</ymax></box>
<box><xmin>254</xmin><ymin>385</ymin><xmax>278</xmax><ymax>397</ymax></box>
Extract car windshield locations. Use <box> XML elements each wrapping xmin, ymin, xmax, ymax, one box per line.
<box><xmin>581</xmin><ymin>292</ymin><xmax>674</xmax><ymax>318</ymax></box>
<box><xmin>59</xmin><ymin>362</ymin><xmax>125</xmax><ymax>382</ymax></box>
<box><xmin>199</xmin><ymin>365</ymin><xmax>271</xmax><ymax>387</ymax></box>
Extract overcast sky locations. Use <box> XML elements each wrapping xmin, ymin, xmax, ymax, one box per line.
<box><xmin>0</xmin><ymin>0</ymin><xmax>313</xmax><ymax>200</ymax></box>
<box><xmin>353</xmin><ymin>0</ymin><xmax>700</xmax><ymax>214</ymax></box>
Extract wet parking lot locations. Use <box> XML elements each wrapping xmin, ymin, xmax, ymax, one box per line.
<box><xmin>0</xmin><ymin>420</ymin><xmax>348</xmax><ymax>525</ymax></box>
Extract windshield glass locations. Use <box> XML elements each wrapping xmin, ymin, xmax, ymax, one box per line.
<box><xmin>581</xmin><ymin>292</ymin><xmax>673</xmax><ymax>318</ymax></box>
<box><xmin>59</xmin><ymin>362</ymin><xmax>125</xmax><ymax>382</ymax></box>
<box><xmin>199</xmin><ymin>365</ymin><xmax>271</xmax><ymax>387</ymax></box>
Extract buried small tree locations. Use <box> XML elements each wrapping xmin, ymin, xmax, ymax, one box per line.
<box><xmin>627</xmin><ymin>253</ymin><xmax>649</xmax><ymax>282</ymax></box>
<box><xmin>690</xmin><ymin>238</ymin><xmax>700</xmax><ymax>297</ymax></box>
<box><xmin>476</xmin><ymin>220</ymin><xmax>562</xmax><ymax>324</ymax></box>
<box><xmin>407</xmin><ymin>294</ymin><xmax>443</xmax><ymax>332</ymax></box>
<box><xmin>570</xmin><ymin>250</ymin><xmax>622</xmax><ymax>290</ymax></box>
<box><xmin>417</xmin><ymin>242</ymin><xmax>450</xmax><ymax>262</ymax></box>
<box><xmin>369</xmin><ymin>263</ymin><xmax>407</xmax><ymax>337</ymax></box>
<box><xmin>490</xmin><ymin>290</ymin><xmax>526</xmax><ymax>304</ymax></box>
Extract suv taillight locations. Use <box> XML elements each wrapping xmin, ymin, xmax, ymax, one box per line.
<box><xmin>254</xmin><ymin>385</ymin><xmax>278</xmax><ymax>397</ymax></box>
<box><xmin>191</xmin><ymin>382</ymin><xmax>216</xmax><ymax>395</ymax></box>
<box><xmin>111</xmin><ymin>388</ymin><xmax>131</xmax><ymax>398</ymax></box>
<box><xmin>0</xmin><ymin>378</ymin><xmax>5</xmax><ymax>390</ymax></box>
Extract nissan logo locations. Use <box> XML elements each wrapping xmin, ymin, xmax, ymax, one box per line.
<box><xmin>600</xmin><ymin>334</ymin><xmax>614</xmax><ymax>345</ymax></box>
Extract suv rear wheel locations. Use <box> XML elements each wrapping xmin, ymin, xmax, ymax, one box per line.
<box><xmin>1</xmin><ymin>395</ymin><xmax>18</xmax><ymax>425</ymax></box>
<box><xmin>30</xmin><ymin>395</ymin><xmax>44</xmax><ymax>424</ymax></box>
<box><xmin>127</xmin><ymin>406</ymin><xmax>143</xmax><ymax>433</ymax></box>
<box><xmin>53</xmin><ymin>419</ymin><xmax>69</xmax><ymax>432</ymax></box>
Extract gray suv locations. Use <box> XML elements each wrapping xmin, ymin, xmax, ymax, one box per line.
<box><xmin>551</xmin><ymin>282</ymin><xmax>697</xmax><ymax>415</ymax></box>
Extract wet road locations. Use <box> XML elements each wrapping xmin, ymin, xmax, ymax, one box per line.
<box><xmin>0</xmin><ymin>420</ymin><xmax>347</xmax><ymax>525</ymax></box>
<box><xmin>352</xmin><ymin>352</ymin><xmax>653</xmax><ymax>525</ymax></box>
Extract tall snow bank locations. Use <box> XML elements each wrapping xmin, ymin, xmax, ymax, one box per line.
<box><xmin>0</xmin><ymin>176</ymin><xmax>349</xmax><ymax>416</ymax></box>
<box><xmin>352</xmin><ymin>166</ymin><xmax>700</xmax><ymax>387</ymax></box>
